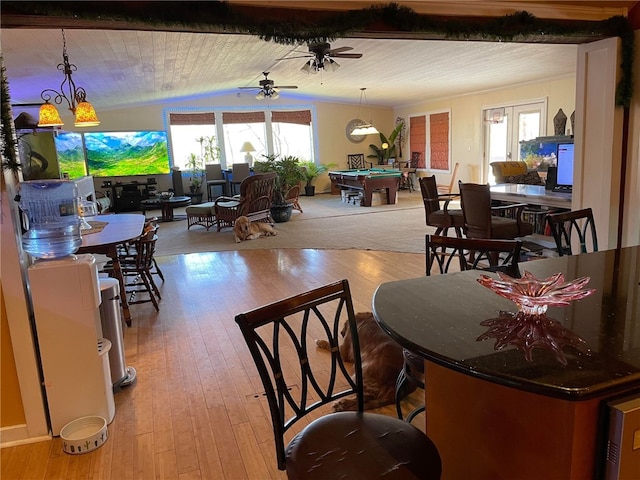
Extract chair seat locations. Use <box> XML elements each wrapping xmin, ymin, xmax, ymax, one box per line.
<box><xmin>426</xmin><ymin>209</ymin><xmax>464</xmax><ymax>227</ymax></box>
<box><xmin>285</xmin><ymin>412</ymin><xmax>441</xmax><ymax>480</ymax></box>
<box><xmin>491</xmin><ymin>216</ymin><xmax>534</xmax><ymax>238</ymax></box>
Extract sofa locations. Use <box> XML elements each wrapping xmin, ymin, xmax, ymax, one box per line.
<box><xmin>490</xmin><ymin>161</ymin><xmax>544</xmax><ymax>185</ymax></box>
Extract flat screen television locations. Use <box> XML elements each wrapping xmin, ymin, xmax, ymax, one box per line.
<box><xmin>554</xmin><ymin>143</ymin><xmax>574</xmax><ymax>192</ymax></box>
<box><xmin>54</xmin><ymin>131</ymin><xmax>87</xmax><ymax>179</ymax></box>
<box><xmin>84</xmin><ymin>131</ymin><xmax>170</xmax><ymax>177</ymax></box>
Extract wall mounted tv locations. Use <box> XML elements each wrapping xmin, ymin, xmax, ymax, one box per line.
<box><xmin>84</xmin><ymin>131</ymin><xmax>170</xmax><ymax>177</ymax></box>
<box><xmin>54</xmin><ymin>131</ymin><xmax>87</xmax><ymax>179</ymax></box>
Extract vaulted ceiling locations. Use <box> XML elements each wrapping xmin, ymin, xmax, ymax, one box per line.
<box><xmin>2</xmin><ymin>1</ymin><xmax>637</xmax><ymax>112</ymax></box>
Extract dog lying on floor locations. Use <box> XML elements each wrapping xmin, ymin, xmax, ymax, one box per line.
<box><xmin>316</xmin><ymin>311</ymin><xmax>415</xmax><ymax>411</ymax></box>
<box><xmin>233</xmin><ymin>216</ymin><xmax>277</xmax><ymax>243</ymax></box>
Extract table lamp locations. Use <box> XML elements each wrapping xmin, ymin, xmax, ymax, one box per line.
<box><xmin>240</xmin><ymin>142</ymin><xmax>256</xmax><ymax>165</ymax></box>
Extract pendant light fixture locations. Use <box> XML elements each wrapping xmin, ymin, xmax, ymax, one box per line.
<box><xmin>38</xmin><ymin>29</ymin><xmax>100</xmax><ymax>128</ymax></box>
<box><xmin>350</xmin><ymin>88</ymin><xmax>379</xmax><ymax>137</ymax></box>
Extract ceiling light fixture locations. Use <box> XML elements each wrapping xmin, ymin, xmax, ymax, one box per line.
<box><xmin>38</xmin><ymin>29</ymin><xmax>100</xmax><ymax>128</ymax></box>
<box><xmin>300</xmin><ymin>57</ymin><xmax>340</xmax><ymax>74</ymax></box>
<box><xmin>350</xmin><ymin>88</ymin><xmax>379</xmax><ymax>137</ymax></box>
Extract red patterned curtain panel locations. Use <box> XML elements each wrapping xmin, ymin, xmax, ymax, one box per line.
<box><xmin>169</xmin><ymin>112</ymin><xmax>215</xmax><ymax>125</ymax></box>
<box><xmin>429</xmin><ymin>112</ymin><xmax>450</xmax><ymax>171</ymax></box>
<box><xmin>409</xmin><ymin>116</ymin><xmax>426</xmax><ymax>168</ymax></box>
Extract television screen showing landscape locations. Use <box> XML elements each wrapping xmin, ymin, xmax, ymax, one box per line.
<box><xmin>54</xmin><ymin>132</ymin><xmax>87</xmax><ymax>179</ymax></box>
<box><xmin>84</xmin><ymin>131</ymin><xmax>170</xmax><ymax>177</ymax></box>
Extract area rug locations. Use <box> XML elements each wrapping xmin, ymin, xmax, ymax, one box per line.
<box><xmin>153</xmin><ymin>191</ymin><xmax>444</xmax><ymax>256</ymax></box>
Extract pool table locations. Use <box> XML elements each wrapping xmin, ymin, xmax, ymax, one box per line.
<box><xmin>328</xmin><ymin>169</ymin><xmax>402</xmax><ymax>207</ymax></box>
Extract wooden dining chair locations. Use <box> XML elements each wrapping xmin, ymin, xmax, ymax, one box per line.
<box><xmin>436</xmin><ymin>162</ymin><xmax>460</xmax><ymax>194</ymax></box>
<box><xmin>458</xmin><ymin>181</ymin><xmax>534</xmax><ymax>240</ymax></box>
<box><xmin>347</xmin><ymin>153</ymin><xmax>373</xmax><ymax>170</ymax></box>
<box><xmin>419</xmin><ymin>175</ymin><xmax>464</xmax><ymax>237</ymax></box>
<box><xmin>546</xmin><ymin>207</ymin><xmax>598</xmax><ymax>256</ymax></box>
<box><xmin>395</xmin><ymin>235</ymin><xmax>522</xmax><ymax>423</ymax></box>
<box><xmin>235</xmin><ymin>279</ymin><xmax>442</xmax><ymax>480</ymax></box>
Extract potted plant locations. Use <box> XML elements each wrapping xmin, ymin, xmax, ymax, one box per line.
<box><xmin>186</xmin><ymin>152</ymin><xmax>204</xmax><ymax>194</ymax></box>
<box><xmin>367</xmin><ymin>121</ymin><xmax>404</xmax><ymax>165</ymax></box>
<box><xmin>253</xmin><ymin>154</ymin><xmax>306</xmax><ymax>222</ymax></box>
<box><xmin>299</xmin><ymin>161</ymin><xmax>336</xmax><ymax>196</ymax></box>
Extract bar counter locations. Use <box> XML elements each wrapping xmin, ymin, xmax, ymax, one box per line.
<box><xmin>372</xmin><ymin>247</ymin><xmax>640</xmax><ymax>479</ymax></box>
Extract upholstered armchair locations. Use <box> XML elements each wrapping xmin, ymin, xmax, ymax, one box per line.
<box><xmin>214</xmin><ymin>172</ymin><xmax>276</xmax><ymax>231</ymax></box>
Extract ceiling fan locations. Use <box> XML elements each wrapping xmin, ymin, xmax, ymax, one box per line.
<box><xmin>238</xmin><ymin>71</ymin><xmax>297</xmax><ymax>100</ymax></box>
<box><xmin>278</xmin><ymin>42</ymin><xmax>363</xmax><ymax>73</ymax></box>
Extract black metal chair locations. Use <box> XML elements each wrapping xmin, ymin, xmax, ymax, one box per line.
<box><xmin>545</xmin><ymin>207</ymin><xmax>598</xmax><ymax>256</ymax></box>
<box><xmin>235</xmin><ymin>279</ymin><xmax>442</xmax><ymax>480</ymax></box>
<box><xmin>347</xmin><ymin>153</ymin><xmax>373</xmax><ymax>170</ymax></box>
<box><xmin>395</xmin><ymin>235</ymin><xmax>522</xmax><ymax>423</ymax></box>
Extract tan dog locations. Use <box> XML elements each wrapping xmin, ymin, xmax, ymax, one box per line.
<box><xmin>233</xmin><ymin>216</ymin><xmax>277</xmax><ymax>243</ymax></box>
<box><xmin>316</xmin><ymin>312</ymin><xmax>414</xmax><ymax>411</ymax></box>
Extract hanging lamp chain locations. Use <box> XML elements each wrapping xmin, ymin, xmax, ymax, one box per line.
<box><xmin>40</xmin><ymin>29</ymin><xmax>88</xmax><ymax>113</ymax></box>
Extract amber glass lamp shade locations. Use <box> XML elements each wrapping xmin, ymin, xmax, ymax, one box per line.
<box><xmin>38</xmin><ymin>102</ymin><xmax>64</xmax><ymax>127</ymax></box>
<box><xmin>74</xmin><ymin>101</ymin><xmax>100</xmax><ymax>127</ymax></box>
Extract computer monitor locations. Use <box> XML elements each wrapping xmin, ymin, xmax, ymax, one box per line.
<box><xmin>554</xmin><ymin>143</ymin><xmax>574</xmax><ymax>192</ymax></box>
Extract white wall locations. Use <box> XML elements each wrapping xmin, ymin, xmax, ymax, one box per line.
<box><xmin>393</xmin><ymin>76</ymin><xmax>576</xmax><ymax>188</ymax></box>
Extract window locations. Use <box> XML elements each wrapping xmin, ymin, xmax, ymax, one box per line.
<box><xmin>408</xmin><ymin>110</ymin><xmax>451</xmax><ymax>171</ymax></box>
<box><xmin>483</xmin><ymin>101</ymin><xmax>546</xmax><ymax>184</ymax></box>
<box><xmin>271</xmin><ymin>110</ymin><xmax>313</xmax><ymax>161</ymax></box>
<box><xmin>166</xmin><ymin>108</ymin><xmax>315</xmax><ymax>169</ymax></box>
<box><xmin>168</xmin><ymin>112</ymin><xmax>217</xmax><ymax>171</ymax></box>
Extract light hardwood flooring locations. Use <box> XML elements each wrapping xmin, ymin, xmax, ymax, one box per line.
<box><xmin>2</xmin><ymin>248</ymin><xmax>428</xmax><ymax>480</ymax></box>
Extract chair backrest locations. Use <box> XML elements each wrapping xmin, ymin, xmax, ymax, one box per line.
<box><xmin>235</xmin><ymin>279</ymin><xmax>363</xmax><ymax>470</ymax></box>
<box><xmin>438</xmin><ymin>162</ymin><xmax>460</xmax><ymax>194</ymax></box>
<box><xmin>205</xmin><ymin>163</ymin><xmax>224</xmax><ymax>181</ymax></box>
<box><xmin>546</xmin><ymin>208</ymin><xmax>598</xmax><ymax>256</ymax></box>
<box><xmin>458</xmin><ymin>181</ymin><xmax>493</xmax><ymax>238</ymax></box>
<box><xmin>238</xmin><ymin>172</ymin><xmax>276</xmax><ymax>216</ymax></box>
<box><xmin>347</xmin><ymin>153</ymin><xmax>367</xmax><ymax>170</ymax></box>
<box><xmin>132</xmin><ymin>233</ymin><xmax>158</xmax><ymax>270</ymax></box>
<box><xmin>426</xmin><ymin>234</ymin><xmax>522</xmax><ymax>277</ymax></box>
<box><xmin>232</xmin><ymin>162</ymin><xmax>251</xmax><ymax>182</ymax></box>
<box><xmin>419</xmin><ymin>175</ymin><xmax>443</xmax><ymax>218</ymax></box>
<box><xmin>409</xmin><ymin>152</ymin><xmax>421</xmax><ymax>169</ymax></box>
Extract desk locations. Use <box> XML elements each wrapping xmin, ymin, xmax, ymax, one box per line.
<box><xmin>490</xmin><ymin>183</ymin><xmax>572</xmax><ymax>209</ymax></box>
<box><xmin>77</xmin><ymin>214</ymin><xmax>145</xmax><ymax>326</ymax></box>
<box><xmin>328</xmin><ymin>169</ymin><xmax>402</xmax><ymax>206</ymax></box>
<box><xmin>373</xmin><ymin>247</ymin><xmax>640</xmax><ymax>479</ymax></box>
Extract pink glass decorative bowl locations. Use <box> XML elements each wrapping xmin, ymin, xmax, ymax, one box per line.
<box><xmin>476</xmin><ymin>271</ymin><xmax>596</xmax><ymax>364</ymax></box>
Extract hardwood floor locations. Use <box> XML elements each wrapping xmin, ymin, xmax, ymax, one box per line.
<box><xmin>2</xmin><ymin>249</ymin><xmax>427</xmax><ymax>480</ymax></box>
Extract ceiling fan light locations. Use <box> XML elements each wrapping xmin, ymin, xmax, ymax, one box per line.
<box><xmin>351</xmin><ymin>124</ymin><xmax>379</xmax><ymax>136</ymax></box>
<box><xmin>301</xmin><ymin>61</ymin><xmax>312</xmax><ymax>73</ymax></box>
<box><xmin>256</xmin><ymin>91</ymin><xmax>265</xmax><ymax>100</ymax></box>
<box><xmin>271</xmin><ymin>89</ymin><xmax>280</xmax><ymax>100</ymax></box>
<box><xmin>326</xmin><ymin>59</ymin><xmax>340</xmax><ymax>72</ymax></box>
<box><xmin>38</xmin><ymin>101</ymin><xmax>64</xmax><ymax>127</ymax></box>
<box><xmin>74</xmin><ymin>101</ymin><xmax>100</xmax><ymax>127</ymax></box>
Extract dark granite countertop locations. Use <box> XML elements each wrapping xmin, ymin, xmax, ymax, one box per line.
<box><xmin>372</xmin><ymin>246</ymin><xmax>640</xmax><ymax>400</ymax></box>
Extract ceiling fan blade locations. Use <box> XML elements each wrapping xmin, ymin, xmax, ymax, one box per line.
<box><xmin>238</xmin><ymin>86</ymin><xmax>259</xmax><ymax>90</ymax></box>
<box><xmin>327</xmin><ymin>46</ymin><xmax>353</xmax><ymax>54</ymax></box>
<box><xmin>273</xmin><ymin>86</ymin><xmax>298</xmax><ymax>89</ymax></box>
<box><xmin>275</xmin><ymin>54</ymin><xmax>313</xmax><ymax>61</ymax></box>
<box><xmin>331</xmin><ymin>53</ymin><xmax>363</xmax><ymax>59</ymax></box>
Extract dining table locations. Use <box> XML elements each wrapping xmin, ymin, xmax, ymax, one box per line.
<box><xmin>372</xmin><ymin>246</ymin><xmax>640</xmax><ymax>480</ymax></box>
<box><xmin>77</xmin><ymin>213</ymin><xmax>146</xmax><ymax>326</ymax></box>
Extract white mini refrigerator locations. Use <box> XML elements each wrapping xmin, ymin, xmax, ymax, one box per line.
<box><xmin>28</xmin><ymin>254</ymin><xmax>115</xmax><ymax>436</ymax></box>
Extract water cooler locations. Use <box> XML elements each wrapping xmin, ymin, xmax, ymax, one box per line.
<box><xmin>28</xmin><ymin>254</ymin><xmax>115</xmax><ymax>435</ymax></box>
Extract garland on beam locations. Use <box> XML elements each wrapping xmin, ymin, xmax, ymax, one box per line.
<box><xmin>2</xmin><ymin>1</ymin><xmax>634</xmax><ymax>106</ymax></box>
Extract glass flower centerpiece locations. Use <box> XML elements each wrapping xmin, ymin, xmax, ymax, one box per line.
<box><xmin>476</xmin><ymin>270</ymin><xmax>596</xmax><ymax>365</ymax></box>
